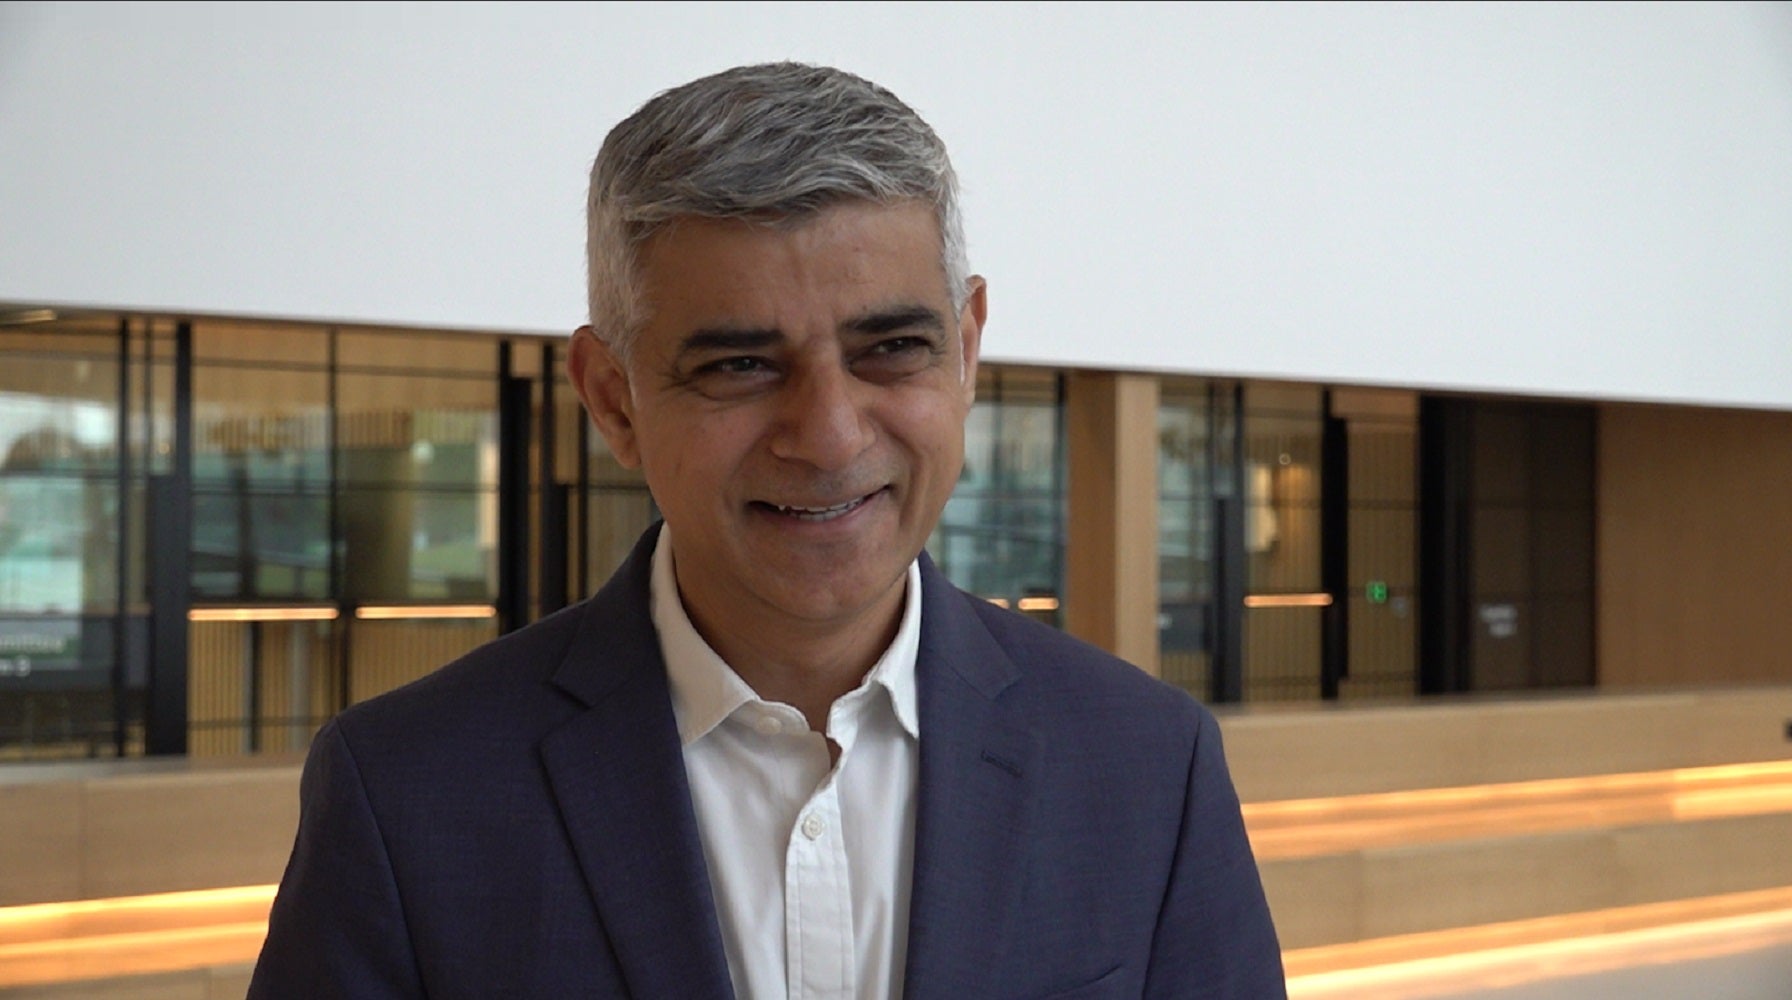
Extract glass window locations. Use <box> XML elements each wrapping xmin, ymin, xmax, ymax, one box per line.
<box><xmin>1157</xmin><ymin>379</ymin><xmax>1215</xmax><ymax>698</ymax></box>
<box><xmin>1240</xmin><ymin>383</ymin><xmax>1324</xmax><ymax>702</ymax></box>
<box><xmin>931</xmin><ymin>367</ymin><xmax>1063</xmax><ymax>621</ymax></box>
<box><xmin>1</xmin><ymin>316</ymin><xmax>665</xmax><ymax>760</ymax></box>
<box><xmin>1159</xmin><ymin>380</ymin><xmax>1333</xmax><ymax>704</ymax></box>
<box><xmin>190</xmin><ymin>355</ymin><xmax>332</xmax><ymax>601</ymax></box>
<box><xmin>337</xmin><ymin>369</ymin><xmax>498</xmax><ymax>603</ymax></box>
<box><xmin>0</xmin><ymin>322</ymin><xmax>130</xmax><ymax>758</ymax></box>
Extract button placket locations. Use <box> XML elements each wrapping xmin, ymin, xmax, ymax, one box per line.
<box><xmin>786</xmin><ymin>781</ymin><xmax>850</xmax><ymax>998</ymax></box>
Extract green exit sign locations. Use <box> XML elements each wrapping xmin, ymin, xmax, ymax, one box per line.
<box><xmin>1365</xmin><ymin>581</ymin><xmax>1389</xmax><ymax>604</ymax></box>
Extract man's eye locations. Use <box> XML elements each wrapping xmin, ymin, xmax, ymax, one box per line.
<box><xmin>870</xmin><ymin>337</ymin><xmax>927</xmax><ymax>356</ymax></box>
<box><xmin>698</xmin><ymin>356</ymin><xmax>771</xmax><ymax>376</ymax></box>
<box><xmin>852</xmin><ymin>337</ymin><xmax>937</xmax><ymax>379</ymax></box>
<box><xmin>681</xmin><ymin>355</ymin><xmax>779</xmax><ymax>399</ymax></box>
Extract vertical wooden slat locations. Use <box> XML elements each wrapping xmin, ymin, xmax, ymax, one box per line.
<box><xmin>348</xmin><ymin>620</ymin><xmax>498</xmax><ymax>704</ymax></box>
<box><xmin>1064</xmin><ymin>371</ymin><xmax>1161</xmax><ymax>675</ymax></box>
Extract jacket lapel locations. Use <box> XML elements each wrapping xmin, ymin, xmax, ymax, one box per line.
<box><xmin>903</xmin><ymin>556</ymin><xmax>1040</xmax><ymax>998</ymax></box>
<box><xmin>537</xmin><ymin>528</ymin><xmax>734</xmax><ymax>1000</ymax></box>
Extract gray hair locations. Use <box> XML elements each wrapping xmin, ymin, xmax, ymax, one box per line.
<box><xmin>586</xmin><ymin>62</ymin><xmax>968</xmax><ymax>356</ymax></box>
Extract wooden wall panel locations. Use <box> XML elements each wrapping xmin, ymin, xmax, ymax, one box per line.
<box><xmin>1243</xmin><ymin>607</ymin><xmax>1322</xmax><ymax>702</ymax></box>
<box><xmin>0</xmin><ymin>758</ymin><xmax>302</xmax><ymax>908</ymax></box>
<box><xmin>346</xmin><ymin>620</ymin><xmax>497</xmax><ymax>703</ymax></box>
<box><xmin>1220</xmin><ymin>686</ymin><xmax>1792</xmax><ymax>802</ymax></box>
<box><xmin>1064</xmin><ymin>372</ymin><xmax>1160</xmax><ymax>675</ymax></box>
<box><xmin>252</xmin><ymin>622</ymin><xmax>336</xmax><ymax>754</ymax></box>
<box><xmin>1598</xmin><ymin>404</ymin><xmax>1792</xmax><ymax>687</ymax></box>
<box><xmin>187</xmin><ymin>623</ymin><xmax>247</xmax><ymax>759</ymax></box>
<box><xmin>0</xmin><ymin>783</ymin><xmax>83</xmax><ymax>905</ymax></box>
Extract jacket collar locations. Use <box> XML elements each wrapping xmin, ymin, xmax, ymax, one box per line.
<box><xmin>538</xmin><ymin>525</ymin><xmax>735</xmax><ymax>1000</ymax></box>
<box><xmin>903</xmin><ymin>553</ymin><xmax>1040</xmax><ymax>997</ymax></box>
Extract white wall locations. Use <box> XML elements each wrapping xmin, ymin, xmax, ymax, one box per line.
<box><xmin>3</xmin><ymin>2</ymin><xmax>1790</xmax><ymax>409</ymax></box>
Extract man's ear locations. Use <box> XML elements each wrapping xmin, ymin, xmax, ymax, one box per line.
<box><xmin>566</xmin><ymin>325</ymin><xmax>642</xmax><ymax>469</ymax></box>
<box><xmin>957</xmin><ymin>276</ymin><xmax>987</xmax><ymax>407</ymax></box>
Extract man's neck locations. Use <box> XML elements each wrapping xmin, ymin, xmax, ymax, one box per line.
<box><xmin>680</xmin><ymin>583</ymin><xmax>906</xmax><ymax>736</ymax></box>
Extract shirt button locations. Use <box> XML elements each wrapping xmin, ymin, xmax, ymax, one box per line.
<box><xmin>754</xmin><ymin>715</ymin><xmax>782</xmax><ymax>736</ymax></box>
<box><xmin>801</xmin><ymin>814</ymin><xmax>826</xmax><ymax>840</ymax></box>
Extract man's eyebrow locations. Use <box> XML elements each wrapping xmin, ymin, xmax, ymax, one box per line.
<box><xmin>675</xmin><ymin>327</ymin><xmax>784</xmax><ymax>357</ymax></box>
<box><xmin>844</xmin><ymin>305</ymin><xmax>946</xmax><ymax>336</ymax></box>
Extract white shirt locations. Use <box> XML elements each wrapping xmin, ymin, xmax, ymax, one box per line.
<box><xmin>651</xmin><ymin>528</ymin><xmax>921</xmax><ymax>1000</ymax></box>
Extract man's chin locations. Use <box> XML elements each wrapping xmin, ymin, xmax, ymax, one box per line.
<box><xmin>751</xmin><ymin>567</ymin><xmax>910</xmax><ymax>626</ymax></box>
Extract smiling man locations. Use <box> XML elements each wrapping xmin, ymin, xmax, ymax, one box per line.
<box><xmin>578</xmin><ymin>200</ymin><xmax>981</xmax><ymax>738</ymax></box>
<box><xmin>250</xmin><ymin>63</ymin><xmax>1284</xmax><ymax>999</ymax></box>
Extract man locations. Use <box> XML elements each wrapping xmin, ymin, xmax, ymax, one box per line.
<box><xmin>250</xmin><ymin>62</ymin><xmax>1284</xmax><ymax>998</ymax></box>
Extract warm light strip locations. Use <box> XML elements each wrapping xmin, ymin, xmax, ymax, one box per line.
<box><xmin>9</xmin><ymin>884</ymin><xmax>1792</xmax><ymax>993</ymax></box>
<box><xmin>1249</xmin><ymin>759</ymin><xmax>1792</xmax><ymax>821</ymax></box>
<box><xmin>1243</xmin><ymin>759</ymin><xmax>1792</xmax><ymax>861</ymax></box>
<box><xmin>1243</xmin><ymin>593</ymin><xmax>1333</xmax><ymax>608</ymax></box>
<box><xmin>1016</xmin><ymin>596</ymin><xmax>1061</xmax><ymax>612</ymax></box>
<box><xmin>0</xmin><ymin>921</ymin><xmax>271</xmax><ymax>988</ymax></box>
<box><xmin>354</xmin><ymin>604</ymin><xmax>498</xmax><ymax>620</ymax></box>
<box><xmin>0</xmin><ymin>885</ymin><xmax>277</xmax><ymax>933</ymax></box>
<box><xmin>0</xmin><ymin>308</ymin><xmax>58</xmax><ymax>325</ymax></box>
<box><xmin>0</xmin><ymin>885</ymin><xmax>277</xmax><ymax>988</ymax></box>
<box><xmin>985</xmin><ymin>597</ymin><xmax>1012</xmax><ymax>609</ymax></box>
<box><xmin>1285</xmin><ymin>888</ymin><xmax>1792</xmax><ymax>994</ymax></box>
<box><xmin>187</xmin><ymin>606</ymin><xmax>339</xmax><ymax>623</ymax></box>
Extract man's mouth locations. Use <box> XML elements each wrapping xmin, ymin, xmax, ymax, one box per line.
<box><xmin>754</xmin><ymin>491</ymin><xmax>880</xmax><ymax>522</ymax></box>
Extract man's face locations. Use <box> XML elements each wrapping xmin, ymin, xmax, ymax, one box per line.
<box><xmin>570</xmin><ymin>200</ymin><xmax>985</xmax><ymax>648</ymax></box>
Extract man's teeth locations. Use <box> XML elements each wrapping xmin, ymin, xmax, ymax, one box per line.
<box><xmin>775</xmin><ymin>496</ymin><xmax>868</xmax><ymax>522</ymax></box>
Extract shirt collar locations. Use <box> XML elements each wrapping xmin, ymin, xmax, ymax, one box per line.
<box><xmin>651</xmin><ymin>526</ymin><xmax>922</xmax><ymax>747</ymax></box>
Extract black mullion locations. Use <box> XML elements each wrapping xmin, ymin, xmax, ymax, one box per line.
<box><xmin>1320</xmin><ymin>391</ymin><xmax>1349</xmax><ymax>700</ymax></box>
<box><xmin>1051</xmin><ymin>371</ymin><xmax>1066</xmax><ymax>620</ymax></box>
<box><xmin>1419</xmin><ymin>396</ymin><xmax>1472</xmax><ymax>695</ymax></box>
<box><xmin>112</xmin><ymin>316</ymin><xmax>131</xmax><ymax>756</ymax></box>
<box><xmin>328</xmin><ymin>327</ymin><xmax>350</xmax><ymax>717</ymax></box>
<box><xmin>496</xmin><ymin>343</ymin><xmax>532</xmax><ymax>633</ymax></box>
<box><xmin>145</xmin><ymin>321</ymin><xmax>193</xmax><ymax>755</ymax></box>
<box><xmin>538</xmin><ymin>341</ymin><xmax>567</xmax><ymax>615</ymax></box>
<box><xmin>1210</xmin><ymin>383</ymin><xmax>1246</xmax><ymax>704</ymax></box>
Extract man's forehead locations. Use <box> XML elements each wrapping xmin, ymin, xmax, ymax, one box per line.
<box><xmin>625</xmin><ymin>204</ymin><xmax>956</xmax><ymax>367</ymax></box>
<box><xmin>636</xmin><ymin>202</ymin><xmax>947</xmax><ymax>299</ymax></box>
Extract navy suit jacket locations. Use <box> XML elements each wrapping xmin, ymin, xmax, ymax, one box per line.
<box><xmin>249</xmin><ymin>528</ymin><xmax>1284</xmax><ymax>998</ymax></box>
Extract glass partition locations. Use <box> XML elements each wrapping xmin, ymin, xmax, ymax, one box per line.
<box><xmin>336</xmin><ymin>346</ymin><xmax>499</xmax><ymax>604</ymax></box>
<box><xmin>931</xmin><ymin>368</ymin><xmax>1064</xmax><ymax>623</ymax></box>
<box><xmin>0</xmin><ymin>320</ymin><xmax>134</xmax><ymax>758</ymax></box>
<box><xmin>191</xmin><ymin>326</ymin><xmax>332</xmax><ymax>601</ymax></box>
<box><xmin>1157</xmin><ymin>379</ymin><xmax>1216</xmax><ymax>698</ymax></box>
<box><xmin>0</xmin><ymin>318</ymin><xmax>582</xmax><ymax>758</ymax></box>
<box><xmin>1241</xmin><ymin>383</ymin><xmax>1325</xmax><ymax>702</ymax></box>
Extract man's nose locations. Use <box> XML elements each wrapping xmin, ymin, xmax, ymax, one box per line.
<box><xmin>768</xmin><ymin>364</ymin><xmax>875</xmax><ymax>471</ymax></box>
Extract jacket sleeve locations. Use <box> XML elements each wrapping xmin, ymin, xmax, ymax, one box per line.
<box><xmin>248</xmin><ymin>720</ymin><xmax>426</xmax><ymax>999</ymax></box>
<box><xmin>1143</xmin><ymin>708</ymin><xmax>1287</xmax><ymax>998</ymax></box>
